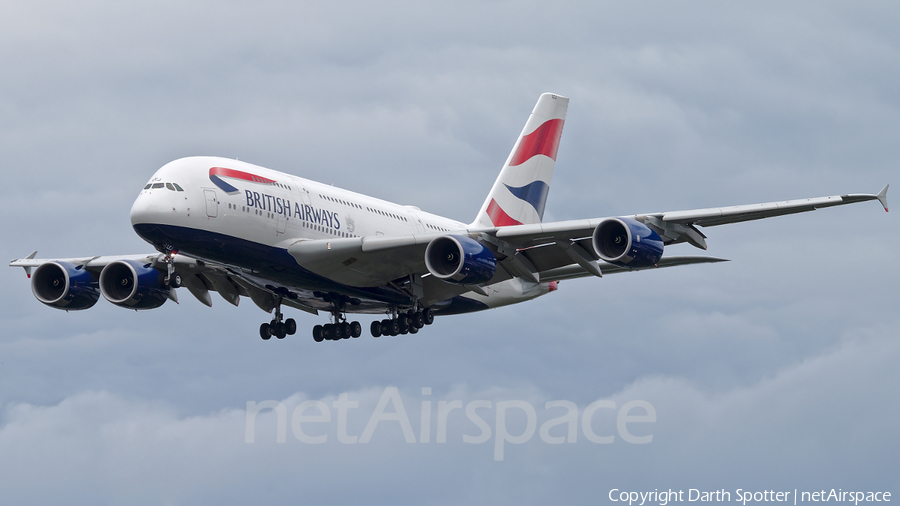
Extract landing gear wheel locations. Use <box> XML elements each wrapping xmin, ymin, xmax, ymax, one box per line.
<box><xmin>313</xmin><ymin>325</ymin><xmax>324</xmax><ymax>342</ymax></box>
<box><xmin>398</xmin><ymin>318</ymin><xmax>410</xmax><ymax>335</ymax></box>
<box><xmin>409</xmin><ymin>325</ymin><xmax>419</xmax><ymax>334</ymax></box>
<box><xmin>168</xmin><ymin>273</ymin><xmax>182</xmax><ymax>288</ymax></box>
<box><xmin>389</xmin><ymin>319</ymin><xmax>400</xmax><ymax>336</ymax></box>
<box><xmin>273</xmin><ymin>322</ymin><xmax>286</xmax><ymax>339</ymax></box>
<box><xmin>411</xmin><ymin>311</ymin><xmax>425</xmax><ymax>329</ymax></box>
<box><xmin>350</xmin><ymin>321</ymin><xmax>362</xmax><ymax>338</ymax></box>
<box><xmin>371</xmin><ymin>321</ymin><xmax>382</xmax><ymax>338</ymax></box>
<box><xmin>333</xmin><ymin>323</ymin><xmax>344</xmax><ymax>340</ymax></box>
<box><xmin>259</xmin><ymin>323</ymin><xmax>272</xmax><ymax>340</ymax></box>
<box><xmin>423</xmin><ymin>308</ymin><xmax>435</xmax><ymax>325</ymax></box>
<box><xmin>340</xmin><ymin>322</ymin><xmax>351</xmax><ymax>339</ymax></box>
<box><xmin>285</xmin><ymin>318</ymin><xmax>297</xmax><ymax>335</ymax></box>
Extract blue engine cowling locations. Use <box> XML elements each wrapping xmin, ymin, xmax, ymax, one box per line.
<box><xmin>99</xmin><ymin>260</ymin><xmax>168</xmax><ymax>310</ymax></box>
<box><xmin>425</xmin><ymin>235</ymin><xmax>497</xmax><ymax>285</ymax></box>
<box><xmin>592</xmin><ymin>217</ymin><xmax>664</xmax><ymax>268</ymax></box>
<box><xmin>31</xmin><ymin>261</ymin><xmax>100</xmax><ymax>310</ymax></box>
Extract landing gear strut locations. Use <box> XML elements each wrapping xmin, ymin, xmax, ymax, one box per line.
<box><xmin>162</xmin><ymin>253</ymin><xmax>182</xmax><ymax>288</ymax></box>
<box><xmin>259</xmin><ymin>296</ymin><xmax>296</xmax><ymax>341</ymax></box>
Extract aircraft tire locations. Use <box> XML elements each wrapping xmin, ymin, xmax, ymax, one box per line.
<box><xmin>313</xmin><ymin>325</ymin><xmax>324</xmax><ymax>342</ymax></box>
<box><xmin>350</xmin><ymin>321</ymin><xmax>362</xmax><ymax>338</ymax></box>
<box><xmin>341</xmin><ymin>322</ymin><xmax>351</xmax><ymax>339</ymax></box>
<box><xmin>274</xmin><ymin>323</ymin><xmax>286</xmax><ymax>339</ymax></box>
<box><xmin>285</xmin><ymin>318</ymin><xmax>297</xmax><ymax>335</ymax></box>
<box><xmin>370</xmin><ymin>321</ymin><xmax>382</xmax><ymax>338</ymax></box>
<box><xmin>412</xmin><ymin>312</ymin><xmax>425</xmax><ymax>329</ymax></box>
<box><xmin>260</xmin><ymin>323</ymin><xmax>271</xmax><ymax>340</ymax></box>
<box><xmin>409</xmin><ymin>325</ymin><xmax>419</xmax><ymax>334</ymax></box>
<box><xmin>423</xmin><ymin>308</ymin><xmax>435</xmax><ymax>325</ymax></box>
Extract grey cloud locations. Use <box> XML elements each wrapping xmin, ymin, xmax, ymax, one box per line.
<box><xmin>1</xmin><ymin>0</ymin><xmax>898</xmax><ymax>503</ymax></box>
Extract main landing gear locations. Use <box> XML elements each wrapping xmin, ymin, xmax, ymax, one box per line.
<box><xmin>311</xmin><ymin>320</ymin><xmax>362</xmax><ymax>342</ymax></box>
<box><xmin>259</xmin><ymin>297</ymin><xmax>297</xmax><ymax>340</ymax></box>
<box><xmin>370</xmin><ymin>308</ymin><xmax>434</xmax><ymax>338</ymax></box>
<box><xmin>308</xmin><ymin>295</ymin><xmax>361</xmax><ymax>342</ymax></box>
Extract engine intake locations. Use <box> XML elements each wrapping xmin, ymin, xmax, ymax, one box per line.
<box><xmin>425</xmin><ymin>235</ymin><xmax>497</xmax><ymax>285</ymax></box>
<box><xmin>31</xmin><ymin>261</ymin><xmax>100</xmax><ymax>310</ymax></box>
<box><xmin>593</xmin><ymin>217</ymin><xmax>664</xmax><ymax>268</ymax></box>
<box><xmin>99</xmin><ymin>260</ymin><xmax>168</xmax><ymax>310</ymax></box>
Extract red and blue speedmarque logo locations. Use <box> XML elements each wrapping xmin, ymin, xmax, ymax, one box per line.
<box><xmin>208</xmin><ymin>167</ymin><xmax>277</xmax><ymax>195</ymax></box>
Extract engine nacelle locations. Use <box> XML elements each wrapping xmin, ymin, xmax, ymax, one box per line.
<box><xmin>31</xmin><ymin>261</ymin><xmax>100</xmax><ymax>310</ymax></box>
<box><xmin>425</xmin><ymin>235</ymin><xmax>497</xmax><ymax>285</ymax></box>
<box><xmin>592</xmin><ymin>217</ymin><xmax>664</xmax><ymax>268</ymax></box>
<box><xmin>99</xmin><ymin>260</ymin><xmax>168</xmax><ymax>310</ymax></box>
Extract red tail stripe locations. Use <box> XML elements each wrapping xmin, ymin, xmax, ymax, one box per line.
<box><xmin>486</xmin><ymin>199</ymin><xmax>523</xmax><ymax>227</ymax></box>
<box><xmin>509</xmin><ymin>119</ymin><xmax>564</xmax><ymax>166</ymax></box>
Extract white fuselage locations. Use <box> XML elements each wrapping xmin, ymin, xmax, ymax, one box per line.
<box><xmin>131</xmin><ymin>156</ymin><xmax>467</xmax><ymax>252</ymax></box>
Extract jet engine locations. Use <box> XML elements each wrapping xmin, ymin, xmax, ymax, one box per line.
<box><xmin>99</xmin><ymin>260</ymin><xmax>168</xmax><ymax>310</ymax></box>
<box><xmin>31</xmin><ymin>261</ymin><xmax>100</xmax><ymax>310</ymax></box>
<box><xmin>592</xmin><ymin>217</ymin><xmax>664</xmax><ymax>268</ymax></box>
<box><xmin>425</xmin><ymin>235</ymin><xmax>497</xmax><ymax>285</ymax></box>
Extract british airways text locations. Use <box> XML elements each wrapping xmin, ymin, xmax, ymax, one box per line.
<box><xmin>245</xmin><ymin>190</ymin><xmax>340</xmax><ymax>229</ymax></box>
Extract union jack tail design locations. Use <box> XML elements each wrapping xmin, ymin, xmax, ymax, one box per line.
<box><xmin>471</xmin><ymin>93</ymin><xmax>569</xmax><ymax>228</ymax></box>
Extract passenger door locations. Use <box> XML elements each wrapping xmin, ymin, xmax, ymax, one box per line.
<box><xmin>203</xmin><ymin>189</ymin><xmax>218</xmax><ymax>218</ymax></box>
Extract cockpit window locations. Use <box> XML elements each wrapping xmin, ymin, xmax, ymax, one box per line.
<box><xmin>151</xmin><ymin>183</ymin><xmax>165</xmax><ymax>189</ymax></box>
<box><xmin>173</xmin><ymin>183</ymin><xmax>184</xmax><ymax>191</ymax></box>
<box><xmin>165</xmin><ymin>183</ymin><xmax>175</xmax><ymax>191</ymax></box>
<box><xmin>144</xmin><ymin>184</ymin><xmax>152</xmax><ymax>189</ymax></box>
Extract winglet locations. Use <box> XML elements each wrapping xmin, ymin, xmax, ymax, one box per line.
<box><xmin>22</xmin><ymin>251</ymin><xmax>37</xmax><ymax>278</ymax></box>
<box><xmin>877</xmin><ymin>184</ymin><xmax>889</xmax><ymax>212</ymax></box>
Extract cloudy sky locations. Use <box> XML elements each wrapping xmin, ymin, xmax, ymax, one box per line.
<box><xmin>1</xmin><ymin>1</ymin><xmax>898</xmax><ymax>504</ymax></box>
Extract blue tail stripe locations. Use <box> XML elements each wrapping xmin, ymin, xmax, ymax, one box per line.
<box><xmin>504</xmin><ymin>181</ymin><xmax>550</xmax><ymax>219</ymax></box>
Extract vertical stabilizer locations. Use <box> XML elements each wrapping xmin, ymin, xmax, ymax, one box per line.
<box><xmin>471</xmin><ymin>93</ymin><xmax>569</xmax><ymax>228</ymax></box>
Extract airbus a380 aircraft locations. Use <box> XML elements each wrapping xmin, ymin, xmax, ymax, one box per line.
<box><xmin>11</xmin><ymin>93</ymin><xmax>889</xmax><ymax>342</ymax></box>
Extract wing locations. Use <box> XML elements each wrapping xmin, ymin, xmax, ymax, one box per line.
<box><xmin>284</xmin><ymin>185</ymin><xmax>888</xmax><ymax>295</ymax></box>
<box><xmin>9</xmin><ymin>252</ymin><xmax>320</xmax><ymax>315</ymax></box>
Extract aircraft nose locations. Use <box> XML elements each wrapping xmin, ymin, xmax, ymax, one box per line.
<box><xmin>130</xmin><ymin>192</ymin><xmax>156</xmax><ymax>227</ymax></box>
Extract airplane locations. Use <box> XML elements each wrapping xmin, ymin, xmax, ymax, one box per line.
<box><xmin>10</xmin><ymin>93</ymin><xmax>890</xmax><ymax>342</ymax></box>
